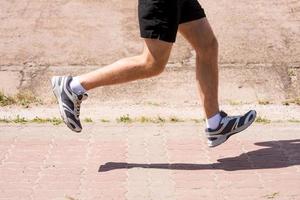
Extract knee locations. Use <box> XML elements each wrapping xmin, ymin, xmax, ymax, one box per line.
<box><xmin>141</xmin><ymin>56</ymin><xmax>167</xmax><ymax>77</ymax></box>
<box><xmin>195</xmin><ymin>36</ymin><xmax>218</xmax><ymax>56</ymax></box>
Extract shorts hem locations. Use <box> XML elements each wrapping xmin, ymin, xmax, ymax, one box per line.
<box><xmin>179</xmin><ymin>13</ymin><xmax>206</xmax><ymax>24</ymax></box>
<box><xmin>140</xmin><ymin>31</ymin><xmax>176</xmax><ymax>43</ymax></box>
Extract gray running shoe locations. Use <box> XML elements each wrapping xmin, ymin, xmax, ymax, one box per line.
<box><xmin>51</xmin><ymin>76</ymin><xmax>88</xmax><ymax>132</ymax></box>
<box><xmin>205</xmin><ymin>110</ymin><xmax>257</xmax><ymax>147</ymax></box>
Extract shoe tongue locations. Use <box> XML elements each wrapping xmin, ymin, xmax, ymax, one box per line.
<box><xmin>219</xmin><ymin>111</ymin><xmax>228</xmax><ymax>118</ymax></box>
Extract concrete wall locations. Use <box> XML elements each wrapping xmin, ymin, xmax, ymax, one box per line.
<box><xmin>0</xmin><ymin>0</ymin><xmax>299</xmax><ymax>103</ymax></box>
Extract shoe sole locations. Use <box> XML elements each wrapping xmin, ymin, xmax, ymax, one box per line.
<box><xmin>51</xmin><ymin>76</ymin><xmax>81</xmax><ymax>133</ymax></box>
<box><xmin>208</xmin><ymin>111</ymin><xmax>257</xmax><ymax>148</ymax></box>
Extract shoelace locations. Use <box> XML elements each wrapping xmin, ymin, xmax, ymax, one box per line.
<box><xmin>74</xmin><ymin>94</ymin><xmax>87</xmax><ymax>118</ymax></box>
<box><xmin>75</xmin><ymin>100</ymin><xmax>81</xmax><ymax>118</ymax></box>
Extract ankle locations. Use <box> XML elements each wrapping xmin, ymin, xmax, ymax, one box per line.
<box><xmin>70</xmin><ymin>77</ymin><xmax>87</xmax><ymax>95</ymax></box>
<box><xmin>206</xmin><ymin>112</ymin><xmax>221</xmax><ymax>129</ymax></box>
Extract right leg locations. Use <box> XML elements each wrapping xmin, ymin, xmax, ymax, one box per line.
<box><xmin>51</xmin><ymin>39</ymin><xmax>172</xmax><ymax>132</ymax></box>
<box><xmin>78</xmin><ymin>39</ymin><xmax>173</xmax><ymax>91</ymax></box>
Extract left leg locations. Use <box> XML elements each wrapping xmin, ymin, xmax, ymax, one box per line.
<box><xmin>179</xmin><ymin>18</ymin><xmax>256</xmax><ymax>147</ymax></box>
<box><xmin>179</xmin><ymin>18</ymin><xmax>219</xmax><ymax>119</ymax></box>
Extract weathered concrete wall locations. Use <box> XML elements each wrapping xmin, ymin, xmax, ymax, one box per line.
<box><xmin>0</xmin><ymin>0</ymin><xmax>299</xmax><ymax>104</ymax></box>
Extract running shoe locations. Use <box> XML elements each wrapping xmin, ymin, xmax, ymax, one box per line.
<box><xmin>51</xmin><ymin>76</ymin><xmax>88</xmax><ymax>132</ymax></box>
<box><xmin>205</xmin><ymin>110</ymin><xmax>257</xmax><ymax>147</ymax></box>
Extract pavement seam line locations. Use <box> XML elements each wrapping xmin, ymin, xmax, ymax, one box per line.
<box><xmin>144</xmin><ymin>128</ymin><xmax>151</xmax><ymax>199</ymax></box>
<box><xmin>0</xmin><ymin>127</ymin><xmax>19</xmax><ymax>166</ymax></box>
<box><xmin>77</xmin><ymin>133</ymin><xmax>93</xmax><ymax>200</ymax></box>
<box><xmin>239</xmin><ymin>138</ymin><xmax>267</xmax><ymax>194</ymax></box>
<box><xmin>201</xmin><ymin>135</ymin><xmax>227</xmax><ymax>200</ymax></box>
<box><xmin>162</xmin><ymin>125</ymin><xmax>177</xmax><ymax>200</ymax></box>
<box><xmin>29</xmin><ymin>131</ymin><xmax>55</xmax><ymax>200</ymax></box>
<box><xmin>124</xmin><ymin>126</ymin><xmax>130</xmax><ymax>200</ymax></box>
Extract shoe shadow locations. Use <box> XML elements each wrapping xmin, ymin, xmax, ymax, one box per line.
<box><xmin>98</xmin><ymin>139</ymin><xmax>300</xmax><ymax>172</ymax></box>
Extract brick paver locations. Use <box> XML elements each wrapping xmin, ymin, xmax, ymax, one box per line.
<box><xmin>0</xmin><ymin>123</ymin><xmax>299</xmax><ymax>200</ymax></box>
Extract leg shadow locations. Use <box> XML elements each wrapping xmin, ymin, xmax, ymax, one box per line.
<box><xmin>99</xmin><ymin>139</ymin><xmax>300</xmax><ymax>172</ymax></box>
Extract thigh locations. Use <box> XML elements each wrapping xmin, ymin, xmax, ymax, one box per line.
<box><xmin>179</xmin><ymin>18</ymin><xmax>217</xmax><ymax>51</ymax></box>
<box><xmin>142</xmin><ymin>38</ymin><xmax>173</xmax><ymax>65</ymax></box>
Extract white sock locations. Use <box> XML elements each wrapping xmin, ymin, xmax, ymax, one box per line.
<box><xmin>206</xmin><ymin>112</ymin><xmax>221</xmax><ymax>130</ymax></box>
<box><xmin>70</xmin><ymin>77</ymin><xmax>86</xmax><ymax>95</ymax></box>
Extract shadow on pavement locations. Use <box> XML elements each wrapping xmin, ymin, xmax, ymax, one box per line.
<box><xmin>99</xmin><ymin>139</ymin><xmax>300</xmax><ymax>172</ymax></box>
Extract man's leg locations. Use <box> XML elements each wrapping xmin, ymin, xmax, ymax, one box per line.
<box><xmin>51</xmin><ymin>39</ymin><xmax>172</xmax><ymax>132</ymax></box>
<box><xmin>179</xmin><ymin>18</ymin><xmax>219</xmax><ymax>119</ymax></box>
<box><xmin>179</xmin><ymin>18</ymin><xmax>256</xmax><ymax>147</ymax></box>
<box><xmin>78</xmin><ymin>39</ymin><xmax>173</xmax><ymax>90</ymax></box>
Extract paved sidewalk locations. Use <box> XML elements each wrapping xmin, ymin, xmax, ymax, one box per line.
<box><xmin>0</xmin><ymin>123</ymin><xmax>299</xmax><ymax>200</ymax></box>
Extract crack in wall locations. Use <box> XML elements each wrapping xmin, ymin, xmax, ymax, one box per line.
<box><xmin>16</xmin><ymin>63</ymin><xmax>51</xmax><ymax>91</ymax></box>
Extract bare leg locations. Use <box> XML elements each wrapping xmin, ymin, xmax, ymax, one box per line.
<box><xmin>179</xmin><ymin>18</ymin><xmax>219</xmax><ymax>118</ymax></box>
<box><xmin>78</xmin><ymin>39</ymin><xmax>173</xmax><ymax>90</ymax></box>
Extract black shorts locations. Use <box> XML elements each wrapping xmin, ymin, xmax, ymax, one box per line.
<box><xmin>138</xmin><ymin>0</ymin><xmax>206</xmax><ymax>43</ymax></box>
